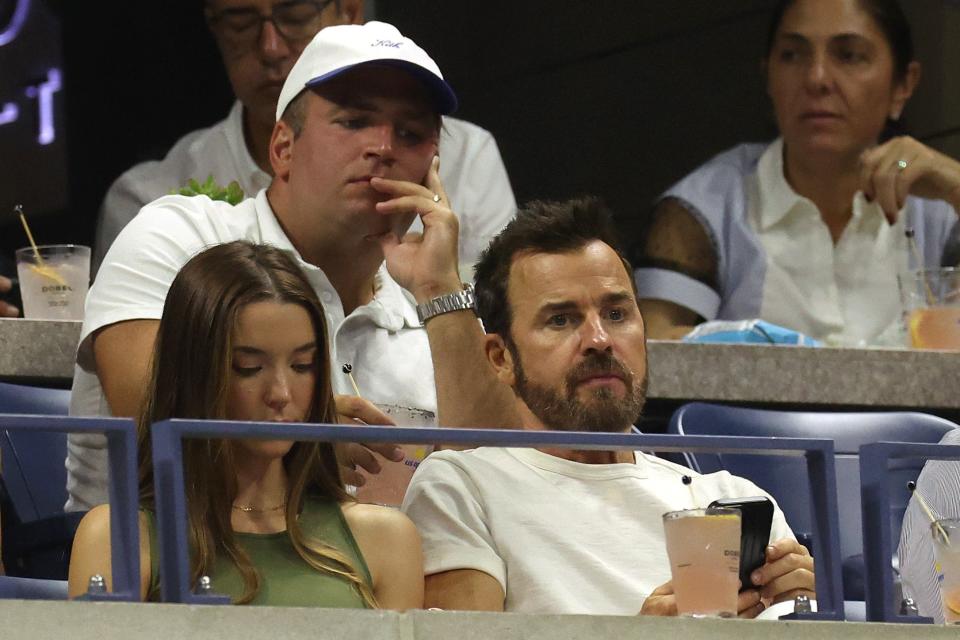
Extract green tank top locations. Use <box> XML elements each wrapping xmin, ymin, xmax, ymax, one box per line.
<box><xmin>145</xmin><ymin>496</ymin><xmax>372</xmax><ymax>607</ymax></box>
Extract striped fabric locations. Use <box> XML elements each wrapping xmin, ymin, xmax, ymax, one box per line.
<box><xmin>898</xmin><ymin>428</ymin><xmax>960</xmax><ymax>623</ymax></box>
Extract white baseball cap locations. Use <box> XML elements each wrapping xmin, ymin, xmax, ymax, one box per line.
<box><xmin>275</xmin><ymin>21</ymin><xmax>458</xmax><ymax>122</ymax></box>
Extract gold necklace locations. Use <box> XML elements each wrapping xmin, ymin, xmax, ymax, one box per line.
<box><xmin>231</xmin><ymin>501</ymin><xmax>286</xmax><ymax>513</ymax></box>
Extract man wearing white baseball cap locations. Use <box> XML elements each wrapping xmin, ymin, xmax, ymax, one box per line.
<box><xmin>92</xmin><ymin>2</ymin><xmax>516</xmax><ymax>279</ymax></box>
<box><xmin>66</xmin><ymin>21</ymin><xmax>519</xmax><ymax>511</ymax></box>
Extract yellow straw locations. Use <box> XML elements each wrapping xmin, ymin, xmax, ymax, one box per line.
<box><xmin>15</xmin><ymin>204</ymin><xmax>44</xmax><ymax>266</ymax></box>
<box><xmin>908</xmin><ymin>481</ymin><xmax>950</xmax><ymax>546</ymax></box>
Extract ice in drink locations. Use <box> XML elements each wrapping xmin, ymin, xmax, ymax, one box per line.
<box><xmin>663</xmin><ymin>508</ymin><xmax>741</xmax><ymax>617</ymax></box>
<box><xmin>932</xmin><ymin>519</ymin><xmax>960</xmax><ymax>624</ymax></box>
<box><xmin>355</xmin><ymin>404</ymin><xmax>435</xmax><ymax>507</ymax></box>
<box><xmin>15</xmin><ymin>245</ymin><xmax>91</xmax><ymax>320</ymax></box>
<box><xmin>908</xmin><ymin>307</ymin><xmax>960</xmax><ymax>350</ymax></box>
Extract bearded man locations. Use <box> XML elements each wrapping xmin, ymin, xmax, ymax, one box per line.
<box><xmin>401</xmin><ymin>197</ymin><xmax>815</xmax><ymax>616</ymax></box>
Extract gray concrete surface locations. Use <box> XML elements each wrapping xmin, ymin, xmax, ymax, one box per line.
<box><xmin>2</xmin><ymin>319</ymin><xmax>960</xmax><ymax>413</ymax></box>
<box><xmin>1</xmin><ymin>600</ymin><xmax>958</xmax><ymax>640</ymax></box>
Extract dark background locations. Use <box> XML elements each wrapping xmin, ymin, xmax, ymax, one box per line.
<box><xmin>2</xmin><ymin>0</ymin><xmax>959</xmax><ymax>273</ymax></box>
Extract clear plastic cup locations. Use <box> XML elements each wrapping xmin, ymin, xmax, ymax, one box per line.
<box><xmin>354</xmin><ymin>404</ymin><xmax>436</xmax><ymax>507</ymax></box>
<box><xmin>15</xmin><ymin>245</ymin><xmax>91</xmax><ymax>320</ymax></box>
<box><xmin>898</xmin><ymin>267</ymin><xmax>960</xmax><ymax>350</ymax></box>
<box><xmin>662</xmin><ymin>507</ymin><xmax>741</xmax><ymax>617</ymax></box>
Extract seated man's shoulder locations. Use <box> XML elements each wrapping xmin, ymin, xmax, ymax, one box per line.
<box><xmin>412</xmin><ymin>447</ymin><xmax>512</xmax><ymax>485</ymax></box>
<box><xmin>107</xmin><ymin>125</ymin><xmax>219</xmax><ymax>203</ymax></box>
<box><xmin>640</xmin><ymin>454</ymin><xmax>767</xmax><ymax>498</ymax></box>
<box><xmin>119</xmin><ymin>193</ymin><xmax>256</xmax><ymax>241</ymax></box>
<box><xmin>439</xmin><ymin>116</ymin><xmax>499</xmax><ymax>155</ymax></box>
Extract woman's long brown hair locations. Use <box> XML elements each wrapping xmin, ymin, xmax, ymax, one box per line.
<box><xmin>136</xmin><ymin>241</ymin><xmax>376</xmax><ymax>606</ymax></box>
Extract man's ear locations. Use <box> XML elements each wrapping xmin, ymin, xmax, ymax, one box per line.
<box><xmin>269</xmin><ymin>120</ymin><xmax>295</xmax><ymax>181</ymax></box>
<box><xmin>337</xmin><ymin>0</ymin><xmax>365</xmax><ymax>25</ymax></box>
<box><xmin>484</xmin><ymin>333</ymin><xmax>516</xmax><ymax>388</ymax></box>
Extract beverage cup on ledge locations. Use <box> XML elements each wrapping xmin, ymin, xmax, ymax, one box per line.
<box><xmin>898</xmin><ymin>267</ymin><xmax>960</xmax><ymax>350</ymax></box>
<box><xmin>932</xmin><ymin>518</ymin><xmax>960</xmax><ymax>624</ymax></box>
<box><xmin>662</xmin><ymin>507</ymin><xmax>741</xmax><ymax>618</ymax></box>
<box><xmin>354</xmin><ymin>404</ymin><xmax>436</xmax><ymax>507</ymax></box>
<box><xmin>15</xmin><ymin>245</ymin><xmax>90</xmax><ymax>321</ymax></box>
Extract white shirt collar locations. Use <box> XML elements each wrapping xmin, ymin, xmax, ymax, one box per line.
<box><xmin>756</xmin><ymin>137</ymin><xmax>890</xmax><ymax>231</ymax></box>
<box><xmin>507</xmin><ymin>446</ymin><xmax>650</xmax><ymax>480</ymax></box>
<box><xmin>251</xmin><ymin>189</ymin><xmax>418</xmax><ymax>331</ymax></box>
<box><xmin>226</xmin><ymin>101</ymin><xmax>272</xmax><ymax>196</ymax></box>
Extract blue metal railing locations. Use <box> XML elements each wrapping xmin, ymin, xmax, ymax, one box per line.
<box><xmin>151</xmin><ymin>420</ymin><xmax>845</xmax><ymax>619</ymax></box>
<box><xmin>0</xmin><ymin>415</ymin><xmax>140</xmax><ymax>601</ymax></box>
<box><xmin>860</xmin><ymin>441</ymin><xmax>960</xmax><ymax>623</ymax></box>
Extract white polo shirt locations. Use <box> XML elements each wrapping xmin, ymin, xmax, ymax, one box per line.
<box><xmin>67</xmin><ymin>190</ymin><xmax>435</xmax><ymax>511</ymax></box>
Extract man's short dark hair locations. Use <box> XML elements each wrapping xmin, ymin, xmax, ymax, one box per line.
<box><xmin>474</xmin><ymin>196</ymin><xmax>634</xmax><ymax>339</ymax></box>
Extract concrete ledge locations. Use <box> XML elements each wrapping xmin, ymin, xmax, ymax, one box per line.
<box><xmin>2</xmin><ymin>319</ymin><xmax>960</xmax><ymax>413</ymax></box>
<box><xmin>2</xmin><ymin>600</ymin><xmax>958</xmax><ymax>640</ymax></box>
<box><xmin>0</xmin><ymin>319</ymin><xmax>80</xmax><ymax>384</ymax></box>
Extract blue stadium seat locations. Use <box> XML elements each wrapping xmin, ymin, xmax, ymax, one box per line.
<box><xmin>0</xmin><ymin>575</ymin><xmax>68</xmax><ymax>600</ymax></box>
<box><xmin>667</xmin><ymin>402</ymin><xmax>958</xmax><ymax>602</ymax></box>
<box><xmin>0</xmin><ymin>381</ymin><xmax>82</xmax><ymax>579</ymax></box>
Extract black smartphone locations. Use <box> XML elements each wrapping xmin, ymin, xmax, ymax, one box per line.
<box><xmin>708</xmin><ymin>496</ymin><xmax>773</xmax><ymax>590</ymax></box>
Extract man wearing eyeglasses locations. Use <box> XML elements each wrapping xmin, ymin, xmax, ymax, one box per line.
<box><xmin>91</xmin><ymin>0</ymin><xmax>516</xmax><ymax>279</ymax></box>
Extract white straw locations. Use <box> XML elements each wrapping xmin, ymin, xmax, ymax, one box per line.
<box><xmin>682</xmin><ymin>475</ymin><xmax>698</xmax><ymax>508</ymax></box>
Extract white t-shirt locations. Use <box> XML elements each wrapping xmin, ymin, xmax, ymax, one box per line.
<box><xmin>750</xmin><ymin>138</ymin><xmax>908</xmax><ymax>346</ymax></box>
<box><xmin>67</xmin><ymin>190</ymin><xmax>436</xmax><ymax>511</ymax></box>
<box><xmin>93</xmin><ymin>101</ymin><xmax>517</xmax><ymax>278</ymax></box>
<box><xmin>401</xmin><ymin>446</ymin><xmax>793</xmax><ymax>615</ymax></box>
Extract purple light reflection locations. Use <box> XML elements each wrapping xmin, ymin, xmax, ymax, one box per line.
<box><xmin>0</xmin><ymin>0</ymin><xmax>31</xmax><ymax>47</ymax></box>
<box><xmin>25</xmin><ymin>68</ymin><xmax>61</xmax><ymax>144</ymax></box>
<box><xmin>0</xmin><ymin>102</ymin><xmax>17</xmax><ymax>125</ymax></box>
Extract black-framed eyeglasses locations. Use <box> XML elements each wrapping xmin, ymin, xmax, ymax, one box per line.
<box><xmin>206</xmin><ymin>0</ymin><xmax>335</xmax><ymax>52</ymax></box>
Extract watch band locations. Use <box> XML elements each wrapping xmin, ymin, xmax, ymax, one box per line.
<box><xmin>416</xmin><ymin>283</ymin><xmax>476</xmax><ymax>324</ymax></box>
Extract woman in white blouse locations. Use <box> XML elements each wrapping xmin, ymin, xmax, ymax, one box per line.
<box><xmin>635</xmin><ymin>0</ymin><xmax>960</xmax><ymax>346</ymax></box>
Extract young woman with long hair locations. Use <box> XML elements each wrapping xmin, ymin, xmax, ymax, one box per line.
<box><xmin>68</xmin><ymin>241</ymin><xmax>423</xmax><ymax>608</ymax></box>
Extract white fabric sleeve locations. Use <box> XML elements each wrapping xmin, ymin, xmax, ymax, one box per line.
<box><xmin>634</xmin><ymin>267</ymin><xmax>722</xmax><ymax>321</ymax></box>
<box><xmin>401</xmin><ymin>455</ymin><xmax>507</xmax><ymax>591</ymax></box>
<box><xmin>93</xmin><ymin>168</ymin><xmax>157</xmax><ymax>275</ymax></box>
<box><xmin>78</xmin><ymin>197</ymin><xmax>221</xmax><ymax>371</ymax></box>
<box><xmin>437</xmin><ymin>119</ymin><xmax>517</xmax><ymax>272</ymax></box>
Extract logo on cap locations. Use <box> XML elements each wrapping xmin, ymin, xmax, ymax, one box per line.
<box><xmin>372</xmin><ymin>39</ymin><xmax>403</xmax><ymax>49</ymax></box>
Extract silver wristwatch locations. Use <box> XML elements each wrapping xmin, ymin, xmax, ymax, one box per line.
<box><xmin>416</xmin><ymin>283</ymin><xmax>476</xmax><ymax>324</ymax></box>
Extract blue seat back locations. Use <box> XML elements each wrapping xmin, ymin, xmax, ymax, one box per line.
<box><xmin>668</xmin><ymin>403</ymin><xmax>957</xmax><ymax>567</ymax></box>
<box><xmin>0</xmin><ymin>415</ymin><xmax>141</xmax><ymax>602</ymax></box>
<box><xmin>0</xmin><ymin>382</ymin><xmax>71</xmax><ymax>522</ymax></box>
<box><xmin>0</xmin><ymin>576</ymin><xmax>68</xmax><ymax>600</ymax></box>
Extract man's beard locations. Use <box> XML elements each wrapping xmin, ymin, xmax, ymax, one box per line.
<box><xmin>512</xmin><ymin>348</ymin><xmax>647</xmax><ymax>433</ymax></box>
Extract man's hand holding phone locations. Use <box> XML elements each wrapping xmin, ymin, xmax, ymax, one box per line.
<box><xmin>748</xmin><ymin>538</ymin><xmax>815</xmax><ymax>606</ymax></box>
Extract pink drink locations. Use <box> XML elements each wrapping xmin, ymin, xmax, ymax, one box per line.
<box><xmin>908</xmin><ymin>308</ymin><xmax>960</xmax><ymax>350</ymax></box>
<box><xmin>663</xmin><ymin>508</ymin><xmax>741</xmax><ymax>617</ymax></box>
<box><xmin>354</xmin><ymin>404</ymin><xmax>435</xmax><ymax>507</ymax></box>
<box><xmin>899</xmin><ymin>268</ymin><xmax>960</xmax><ymax>350</ymax></box>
